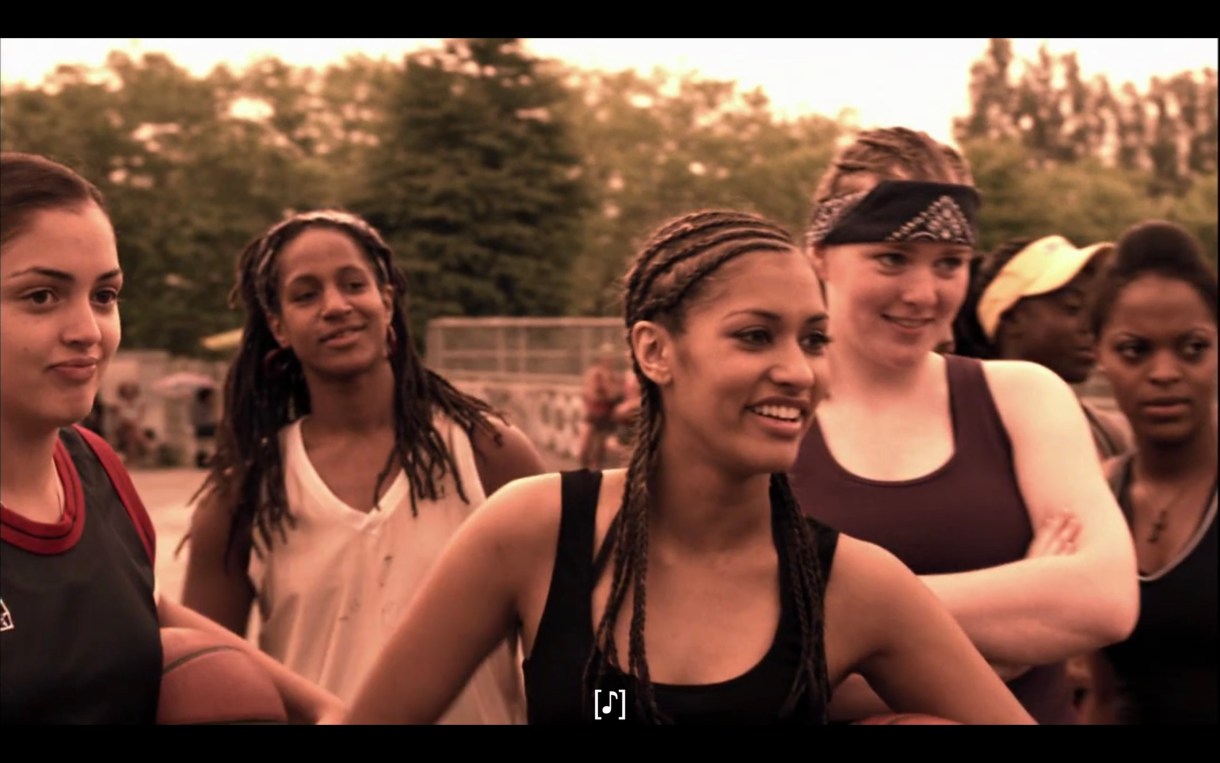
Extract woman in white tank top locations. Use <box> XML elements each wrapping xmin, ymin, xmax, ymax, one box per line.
<box><xmin>180</xmin><ymin>210</ymin><xmax>546</xmax><ymax>723</ymax></box>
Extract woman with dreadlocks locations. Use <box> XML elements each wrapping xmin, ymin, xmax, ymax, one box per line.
<box><xmin>342</xmin><ymin>209</ymin><xmax>1033</xmax><ymax>724</ymax></box>
<box><xmin>789</xmin><ymin>127</ymin><xmax>1139</xmax><ymax>724</ymax></box>
<box><xmin>180</xmin><ymin>210</ymin><xmax>545</xmax><ymax>723</ymax></box>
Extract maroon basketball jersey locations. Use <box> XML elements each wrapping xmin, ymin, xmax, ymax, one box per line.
<box><xmin>1</xmin><ymin>425</ymin><xmax>161</xmax><ymax>724</ymax></box>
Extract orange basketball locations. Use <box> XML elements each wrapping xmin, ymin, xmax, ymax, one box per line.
<box><xmin>853</xmin><ymin>713</ymin><xmax>961</xmax><ymax>725</ymax></box>
<box><xmin>158</xmin><ymin>627</ymin><xmax>288</xmax><ymax>725</ymax></box>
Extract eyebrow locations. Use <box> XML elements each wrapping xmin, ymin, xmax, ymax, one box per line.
<box><xmin>725</xmin><ymin>308</ymin><xmax>828</xmax><ymax>323</ymax></box>
<box><xmin>5</xmin><ymin>267</ymin><xmax>123</xmax><ymax>283</ymax></box>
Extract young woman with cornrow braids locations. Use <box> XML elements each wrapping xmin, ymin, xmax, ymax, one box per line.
<box><xmin>343</xmin><ymin>209</ymin><xmax>1033</xmax><ymax>724</ymax></box>
<box><xmin>180</xmin><ymin>210</ymin><xmax>546</xmax><ymax>723</ymax></box>
<box><xmin>790</xmin><ymin>127</ymin><xmax>1139</xmax><ymax>724</ymax></box>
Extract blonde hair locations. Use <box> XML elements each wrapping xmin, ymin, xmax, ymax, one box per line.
<box><xmin>813</xmin><ymin>127</ymin><xmax>974</xmax><ymax>203</ymax></box>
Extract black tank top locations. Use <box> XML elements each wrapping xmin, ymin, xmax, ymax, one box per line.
<box><xmin>1</xmin><ymin>426</ymin><xmax>161</xmax><ymax>724</ymax></box>
<box><xmin>522</xmin><ymin>470</ymin><xmax>839</xmax><ymax>724</ymax></box>
<box><xmin>1103</xmin><ymin>456</ymin><xmax>1218</xmax><ymax>724</ymax></box>
<box><xmin>791</xmin><ymin>354</ymin><xmax>1076</xmax><ymax>725</ymax></box>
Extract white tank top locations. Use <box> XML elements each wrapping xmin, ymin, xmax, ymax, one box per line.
<box><xmin>249</xmin><ymin>415</ymin><xmax>525</xmax><ymax>723</ymax></box>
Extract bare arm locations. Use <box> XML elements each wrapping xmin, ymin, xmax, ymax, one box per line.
<box><xmin>919</xmin><ymin>361</ymin><xmax>1138</xmax><ymax>665</ymax></box>
<box><xmin>158</xmin><ymin>597</ymin><xmax>342</xmax><ymax>724</ymax></box>
<box><xmin>179</xmin><ymin>491</ymin><xmax>255</xmax><ymax>636</ymax></box>
<box><xmin>344</xmin><ymin>474</ymin><xmax>557</xmax><ymax>724</ymax></box>
<box><xmin>471</xmin><ymin>417</ymin><xmax>548</xmax><ymax>498</ymax></box>
<box><xmin>827</xmin><ymin>535</ymin><xmax>1034</xmax><ymax>724</ymax></box>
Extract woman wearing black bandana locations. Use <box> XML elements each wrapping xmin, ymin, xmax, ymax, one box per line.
<box><xmin>788</xmin><ymin>127</ymin><xmax>1139</xmax><ymax>725</ymax></box>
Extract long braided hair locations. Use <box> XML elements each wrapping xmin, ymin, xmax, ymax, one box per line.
<box><xmin>582</xmin><ymin>210</ymin><xmax>832</xmax><ymax>723</ymax></box>
<box><xmin>196</xmin><ymin>210</ymin><xmax>503</xmax><ymax>563</ymax></box>
<box><xmin>812</xmin><ymin>126</ymin><xmax>975</xmax><ymax>204</ymax></box>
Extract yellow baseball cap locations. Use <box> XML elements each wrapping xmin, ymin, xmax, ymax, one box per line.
<box><xmin>976</xmin><ymin>235</ymin><xmax>1113</xmax><ymax>341</ymax></box>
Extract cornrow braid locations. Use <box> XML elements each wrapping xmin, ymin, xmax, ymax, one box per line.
<box><xmin>582</xmin><ymin>209</ymin><xmax>831</xmax><ymax>723</ymax></box>
<box><xmin>193</xmin><ymin>210</ymin><xmax>504</xmax><ymax>564</ymax></box>
<box><xmin>813</xmin><ymin>126</ymin><xmax>974</xmax><ymax>204</ymax></box>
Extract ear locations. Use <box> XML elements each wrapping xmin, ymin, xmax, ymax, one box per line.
<box><xmin>266</xmin><ymin>312</ymin><xmax>290</xmax><ymax>349</ymax></box>
<box><xmin>381</xmin><ymin>284</ymin><xmax>394</xmax><ymax>313</ymax></box>
<box><xmin>630</xmin><ymin>320</ymin><xmax>673</xmax><ymax>387</ymax></box>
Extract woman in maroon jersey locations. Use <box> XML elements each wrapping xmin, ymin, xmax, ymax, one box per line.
<box><xmin>0</xmin><ymin>151</ymin><xmax>340</xmax><ymax>724</ymax></box>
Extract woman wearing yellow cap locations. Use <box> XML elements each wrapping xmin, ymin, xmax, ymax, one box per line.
<box><xmin>956</xmin><ymin>235</ymin><xmax>1133</xmax><ymax>460</ymax></box>
<box><xmin>788</xmin><ymin>127</ymin><xmax>1139</xmax><ymax>724</ymax></box>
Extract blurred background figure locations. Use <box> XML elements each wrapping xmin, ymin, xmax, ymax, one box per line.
<box><xmin>80</xmin><ymin>391</ymin><xmax>106</xmax><ymax>438</ymax></box>
<box><xmin>956</xmin><ymin>235</ymin><xmax>1133</xmax><ymax>461</ymax></box>
<box><xmin>189</xmin><ymin>387</ymin><xmax>217</xmax><ymax>469</ymax></box>
<box><xmin>113</xmin><ymin>380</ymin><xmax>151</xmax><ymax>466</ymax></box>
<box><xmin>577</xmin><ymin>342</ymin><xmax>623</xmax><ymax>470</ymax></box>
<box><xmin>607</xmin><ymin>360</ymin><xmax>641</xmax><ymax>466</ymax></box>
<box><xmin>1079</xmin><ymin>220</ymin><xmax>1217</xmax><ymax>725</ymax></box>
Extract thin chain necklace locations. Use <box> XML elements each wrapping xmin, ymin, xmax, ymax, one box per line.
<box><xmin>1139</xmin><ymin>470</ymin><xmax>1217</xmax><ymax>544</ymax></box>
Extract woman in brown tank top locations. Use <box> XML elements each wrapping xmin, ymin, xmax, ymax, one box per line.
<box><xmin>789</xmin><ymin>127</ymin><xmax>1140</xmax><ymax>724</ymax></box>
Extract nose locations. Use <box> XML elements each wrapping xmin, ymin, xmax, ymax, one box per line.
<box><xmin>770</xmin><ymin>337</ymin><xmax>817</xmax><ymax>392</ymax></box>
<box><xmin>899</xmin><ymin>266</ymin><xmax>937</xmax><ymax>308</ymax></box>
<box><xmin>61</xmin><ymin>296</ymin><xmax>103</xmax><ymax>347</ymax></box>
<box><xmin>320</xmin><ymin>284</ymin><xmax>353</xmax><ymax>318</ymax></box>
<box><xmin>1147</xmin><ymin>349</ymin><xmax>1183</xmax><ymax>386</ymax></box>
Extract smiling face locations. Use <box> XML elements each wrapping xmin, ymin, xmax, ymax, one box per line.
<box><xmin>266</xmin><ymin>225</ymin><xmax>393</xmax><ymax>380</ymax></box>
<box><xmin>0</xmin><ymin>203</ymin><xmax>122</xmax><ymax>433</ymax></box>
<box><xmin>1098</xmin><ymin>274</ymin><xmax>1217</xmax><ymax>446</ymax></box>
<box><xmin>649</xmin><ymin>249</ymin><xmax>829</xmax><ymax>476</ymax></box>
<box><xmin>813</xmin><ymin>240</ymin><xmax>970</xmax><ymax>369</ymax></box>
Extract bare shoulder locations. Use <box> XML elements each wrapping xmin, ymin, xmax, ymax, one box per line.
<box><xmin>823</xmin><ymin>534</ymin><xmax>934</xmax><ymax>674</ymax></box>
<box><xmin>980</xmin><ymin>359</ymin><xmax>1075</xmax><ymax>406</ymax></box>
<box><xmin>826</xmin><ymin>534</ymin><xmax>920</xmax><ymax>604</ymax></box>
<box><xmin>979</xmin><ymin>359</ymin><xmax>1084</xmax><ymax>430</ymax></box>
<box><xmin>468</xmin><ymin>414</ymin><xmax>548</xmax><ymax>497</ymax></box>
<box><xmin>458</xmin><ymin>471</ymin><xmax>565</xmax><ymax>561</ymax></box>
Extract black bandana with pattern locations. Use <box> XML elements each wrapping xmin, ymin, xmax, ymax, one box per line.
<box><xmin>806</xmin><ymin>180</ymin><xmax>981</xmax><ymax>249</ymax></box>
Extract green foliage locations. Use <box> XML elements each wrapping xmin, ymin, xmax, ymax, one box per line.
<box><xmin>559</xmin><ymin>67</ymin><xmax>841</xmax><ymax>315</ymax></box>
<box><xmin>3</xmin><ymin>39</ymin><xmax>1213</xmax><ymax>358</ymax></box>
<box><xmin>355</xmin><ymin>39</ymin><xmax>590</xmax><ymax>345</ymax></box>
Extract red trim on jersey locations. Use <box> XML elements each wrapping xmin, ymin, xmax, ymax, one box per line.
<box><xmin>0</xmin><ymin>437</ymin><xmax>86</xmax><ymax>553</ymax></box>
<box><xmin>74</xmin><ymin>424</ymin><xmax>157</xmax><ymax>566</ymax></box>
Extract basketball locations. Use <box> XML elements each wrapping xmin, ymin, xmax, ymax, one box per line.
<box><xmin>853</xmin><ymin>713</ymin><xmax>961</xmax><ymax>725</ymax></box>
<box><xmin>158</xmin><ymin>627</ymin><xmax>289</xmax><ymax>725</ymax></box>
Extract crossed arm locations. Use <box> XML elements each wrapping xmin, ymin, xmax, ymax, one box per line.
<box><xmin>920</xmin><ymin>361</ymin><xmax>1138</xmax><ymax>666</ymax></box>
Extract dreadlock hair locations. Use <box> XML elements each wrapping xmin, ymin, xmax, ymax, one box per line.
<box><xmin>582</xmin><ymin>209</ymin><xmax>831</xmax><ymax>724</ymax></box>
<box><xmin>811</xmin><ymin>126</ymin><xmax>975</xmax><ymax>205</ymax></box>
<box><xmin>1091</xmin><ymin>220</ymin><xmax>1218</xmax><ymax>337</ymax></box>
<box><xmin>195</xmin><ymin>210</ymin><xmax>503</xmax><ymax>565</ymax></box>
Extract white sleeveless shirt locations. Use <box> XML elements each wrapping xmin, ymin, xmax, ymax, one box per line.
<box><xmin>249</xmin><ymin>415</ymin><xmax>525</xmax><ymax>723</ymax></box>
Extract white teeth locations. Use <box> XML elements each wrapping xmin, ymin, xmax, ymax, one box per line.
<box><xmin>751</xmin><ymin>404</ymin><xmax>801</xmax><ymax>422</ymax></box>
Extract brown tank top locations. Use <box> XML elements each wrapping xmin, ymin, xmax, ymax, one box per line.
<box><xmin>790</xmin><ymin>353</ymin><xmax>1077</xmax><ymax>724</ymax></box>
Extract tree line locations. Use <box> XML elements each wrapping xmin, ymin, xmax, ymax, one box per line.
<box><xmin>2</xmin><ymin>38</ymin><xmax>1214</xmax><ymax>356</ymax></box>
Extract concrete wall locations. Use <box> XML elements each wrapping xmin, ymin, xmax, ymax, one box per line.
<box><xmin>448</xmin><ymin>372</ymin><xmax>587</xmax><ymax>463</ymax></box>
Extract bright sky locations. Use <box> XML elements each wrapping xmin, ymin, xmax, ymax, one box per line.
<box><xmin>2</xmin><ymin>38</ymin><xmax>1216</xmax><ymax>144</ymax></box>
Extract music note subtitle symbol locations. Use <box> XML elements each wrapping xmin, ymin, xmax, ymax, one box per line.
<box><xmin>593</xmin><ymin>688</ymin><xmax>626</xmax><ymax>720</ymax></box>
